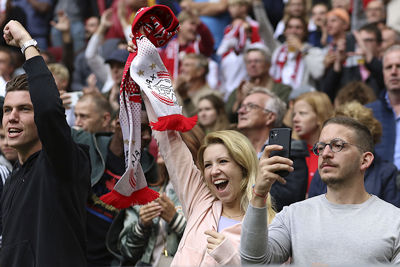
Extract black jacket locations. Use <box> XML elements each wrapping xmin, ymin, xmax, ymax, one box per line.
<box><xmin>0</xmin><ymin>56</ymin><xmax>91</xmax><ymax>267</ymax></box>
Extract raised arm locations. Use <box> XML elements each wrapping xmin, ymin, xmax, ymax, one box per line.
<box><xmin>241</xmin><ymin>145</ymin><xmax>292</xmax><ymax>265</ymax></box>
<box><xmin>142</xmin><ymin>95</ymin><xmax>214</xmax><ymax>218</ymax></box>
<box><xmin>181</xmin><ymin>0</ymin><xmax>228</xmax><ymax>17</ymax></box>
<box><xmin>85</xmin><ymin>9</ymin><xmax>113</xmax><ymax>85</ymax></box>
<box><xmin>50</xmin><ymin>10</ymin><xmax>74</xmax><ymax>76</ymax></box>
<box><xmin>3</xmin><ymin>20</ymin><xmax>88</xmax><ymax>178</ymax></box>
<box><xmin>117</xmin><ymin>0</ymin><xmax>133</xmax><ymax>43</ymax></box>
<box><xmin>252</xmin><ymin>0</ymin><xmax>280</xmax><ymax>53</ymax></box>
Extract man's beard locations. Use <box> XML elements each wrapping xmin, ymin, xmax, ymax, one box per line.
<box><xmin>321</xmin><ymin>175</ymin><xmax>346</xmax><ymax>190</ymax></box>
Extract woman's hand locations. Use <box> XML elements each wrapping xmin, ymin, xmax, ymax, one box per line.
<box><xmin>139</xmin><ymin>202</ymin><xmax>162</xmax><ymax>227</ymax></box>
<box><xmin>156</xmin><ymin>192</ymin><xmax>177</xmax><ymax>223</ymax></box>
<box><xmin>204</xmin><ymin>229</ymin><xmax>226</xmax><ymax>252</ymax></box>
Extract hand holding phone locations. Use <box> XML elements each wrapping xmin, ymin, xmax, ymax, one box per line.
<box><xmin>255</xmin><ymin>136</ymin><xmax>293</xmax><ymax>201</ymax></box>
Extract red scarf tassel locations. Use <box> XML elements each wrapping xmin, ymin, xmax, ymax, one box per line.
<box><xmin>100</xmin><ymin>187</ymin><xmax>160</xmax><ymax>209</ymax></box>
<box><xmin>150</xmin><ymin>114</ymin><xmax>198</xmax><ymax>132</ymax></box>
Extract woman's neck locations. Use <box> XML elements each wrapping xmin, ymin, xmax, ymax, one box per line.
<box><xmin>304</xmin><ymin>130</ymin><xmax>320</xmax><ymax>147</ymax></box>
<box><xmin>222</xmin><ymin>200</ymin><xmax>243</xmax><ymax>220</ymax></box>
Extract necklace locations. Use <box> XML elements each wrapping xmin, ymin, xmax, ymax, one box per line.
<box><xmin>222</xmin><ymin>210</ymin><xmax>244</xmax><ymax>219</ymax></box>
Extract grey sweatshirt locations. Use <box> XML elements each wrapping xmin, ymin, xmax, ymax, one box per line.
<box><xmin>241</xmin><ymin>195</ymin><xmax>400</xmax><ymax>265</ymax></box>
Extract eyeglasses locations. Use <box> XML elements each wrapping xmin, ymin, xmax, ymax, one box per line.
<box><xmin>245</xmin><ymin>59</ymin><xmax>265</xmax><ymax>65</ymax></box>
<box><xmin>312</xmin><ymin>138</ymin><xmax>361</xmax><ymax>156</ymax></box>
<box><xmin>362</xmin><ymin>38</ymin><xmax>376</xmax><ymax>43</ymax></box>
<box><xmin>239</xmin><ymin>102</ymin><xmax>272</xmax><ymax>113</ymax></box>
<box><xmin>366</xmin><ymin>7</ymin><xmax>384</xmax><ymax>12</ymax></box>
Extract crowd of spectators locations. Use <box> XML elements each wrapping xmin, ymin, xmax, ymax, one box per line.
<box><xmin>1</xmin><ymin>0</ymin><xmax>400</xmax><ymax>266</ymax></box>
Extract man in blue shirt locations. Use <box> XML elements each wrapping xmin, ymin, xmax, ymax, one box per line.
<box><xmin>366</xmin><ymin>45</ymin><xmax>400</xmax><ymax>171</ymax></box>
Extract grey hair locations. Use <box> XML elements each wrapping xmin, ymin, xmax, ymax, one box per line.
<box><xmin>383</xmin><ymin>44</ymin><xmax>400</xmax><ymax>65</ymax></box>
<box><xmin>244</xmin><ymin>43</ymin><xmax>272</xmax><ymax>63</ymax></box>
<box><xmin>247</xmin><ymin>86</ymin><xmax>287</xmax><ymax>127</ymax></box>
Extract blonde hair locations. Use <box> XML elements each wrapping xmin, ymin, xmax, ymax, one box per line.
<box><xmin>48</xmin><ymin>63</ymin><xmax>69</xmax><ymax>82</ymax></box>
<box><xmin>197</xmin><ymin>130</ymin><xmax>275</xmax><ymax>222</ymax></box>
<box><xmin>178</xmin><ymin>10</ymin><xmax>199</xmax><ymax>23</ymax></box>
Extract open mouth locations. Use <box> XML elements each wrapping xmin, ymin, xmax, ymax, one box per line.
<box><xmin>8</xmin><ymin>128</ymin><xmax>22</xmax><ymax>137</ymax></box>
<box><xmin>214</xmin><ymin>180</ymin><xmax>229</xmax><ymax>191</ymax></box>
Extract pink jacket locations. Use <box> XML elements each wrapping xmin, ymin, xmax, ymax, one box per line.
<box><xmin>153</xmin><ymin>129</ymin><xmax>241</xmax><ymax>266</ymax></box>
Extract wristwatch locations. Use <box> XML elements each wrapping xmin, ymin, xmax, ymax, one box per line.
<box><xmin>21</xmin><ymin>39</ymin><xmax>39</xmax><ymax>54</ymax></box>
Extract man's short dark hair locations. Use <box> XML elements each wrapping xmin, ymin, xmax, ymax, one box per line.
<box><xmin>323</xmin><ymin>116</ymin><xmax>374</xmax><ymax>153</ymax></box>
<box><xmin>359</xmin><ymin>23</ymin><xmax>382</xmax><ymax>44</ymax></box>
<box><xmin>5</xmin><ymin>74</ymin><xmax>29</xmax><ymax>93</ymax></box>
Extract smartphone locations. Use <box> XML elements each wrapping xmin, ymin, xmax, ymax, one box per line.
<box><xmin>268</xmin><ymin>128</ymin><xmax>292</xmax><ymax>177</ymax></box>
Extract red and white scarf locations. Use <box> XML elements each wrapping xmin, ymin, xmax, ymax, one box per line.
<box><xmin>270</xmin><ymin>44</ymin><xmax>304</xmax><ymax>88</ymax></box>
<box><xmin>100</xmin><ymin>5</ymin><xmax>197</xmax><ymax>209</ymax></box>
<box><xmin>217</xmin><ymin>17</ymin><xmax>261</xmax><ymax>59</ymax></box>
